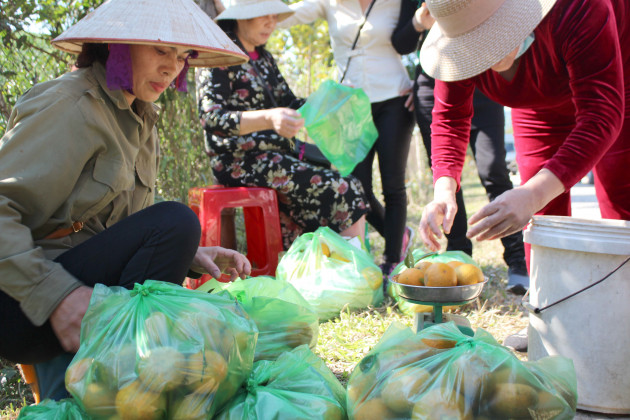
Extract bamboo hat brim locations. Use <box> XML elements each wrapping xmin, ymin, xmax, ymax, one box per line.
<box><xmin>420</xmin><ymin>0</ymin><xmax>557</xmax><ymax>82</ymax></box>
<box><xmin>215</xmin><ymin>0</ymin><xmax>294</xmax><ymax>22</ymax></box>
<box><xmin>52</xmin><ymin>0</ymin><xmax>248</xmax><ymax>68</ymax></box>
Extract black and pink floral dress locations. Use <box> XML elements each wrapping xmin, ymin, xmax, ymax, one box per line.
<box><xmin>198</xmin><ymin>41</ymin><xmax>368</xmax><ymax>249</ymax></box>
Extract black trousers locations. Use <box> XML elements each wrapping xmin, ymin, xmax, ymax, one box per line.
<box><xmin>415</xmin><ymin>72</ymin><xmax>526</xmax><ymax>268</ymax></box>
<box><xmin>352</xmin><ymin>95</ymin><xmax>415</xmax><ymax>264</ymax></box>
<box><xmin>0</xmin><ymin>201</ymin><xmax>201</xmax><ymax>364</ymax></box>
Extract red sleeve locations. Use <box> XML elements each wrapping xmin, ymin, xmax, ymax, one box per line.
<box><xmin>542</xmin><ymin>0</ymin><xmax>624</xmax><ymax>189</ymax></box>
<box><xmin>430</xmin><ymin>79</ymin><xmax>475</xmax><ymax>189</ymax></box>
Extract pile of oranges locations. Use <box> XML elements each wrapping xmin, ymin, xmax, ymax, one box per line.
<box><xmin>393</xmin><ymin>260</ymin><xmax>484</xmax><ymax>287</ymax></box>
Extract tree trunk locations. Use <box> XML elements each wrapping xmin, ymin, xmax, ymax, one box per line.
<box><xmin>196</xmin><ymin>0</ymin><xmax>218</xmax><ymax>18</ymax></box>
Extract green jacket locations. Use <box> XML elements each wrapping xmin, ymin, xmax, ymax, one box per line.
<box><xmin>0</xmin><ymin>62</ymin><xmax>160</xmax><ymax>326</ymax></box>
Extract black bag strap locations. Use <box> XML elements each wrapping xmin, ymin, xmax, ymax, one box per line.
<box><xmin>339</xmin><ymin>0</ymin><xmax>377</xmax><ymax>84</ymax></box>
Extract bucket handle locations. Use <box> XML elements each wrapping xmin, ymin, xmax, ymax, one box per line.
<box><xmin>523</xmin><ymin>255</ymin><xmax>630</xmax><ymax>315</ymax></box>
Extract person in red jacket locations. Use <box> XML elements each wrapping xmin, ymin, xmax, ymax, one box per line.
<box><xmin>418</xmin><ymin>0</ymin><xmax>630</xmax><ymax>267</ymax></box>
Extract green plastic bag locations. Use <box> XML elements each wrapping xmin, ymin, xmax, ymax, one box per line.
<box><xmin>276</xmin><ymin>226</ymin><xmax>383</xmax><ymax>320</ymax></box>
<box><xmin>388</xmin><ymin>250</ymin><xmax>478</xmax><ymax>316</ymax></box>
<box><xmin>65</xmin><ymin>280</ymin><xmax>258</xmax><ymax>419</ymax></box>
<box><xmin>298</xmin><ymin>79</ymin><xmax>378</xmax><ymax>176</ymax></box>
<box><xmin>17</xmin><ymin>399</ymin><xmax>87</xmax><ymax>420</ymax></box>
<box><xmin>200</xmin><ymin>276</ymin><xmax>320</xmax><ymax>361</ymax></box>
<box><xmin>215</xmin><ymin>345</ymin><xmax>347</xmax><ymax>420</ymax></box>
<box><xmin>347</xmin><ymin>322</ymin><xmax>577</xmax><ymax>419</ymax></box>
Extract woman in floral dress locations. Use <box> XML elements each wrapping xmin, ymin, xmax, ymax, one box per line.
<box><xmin>198</xmin><ymin>1</ymin><xmax>368</xmax><ymax>249</ymax></box>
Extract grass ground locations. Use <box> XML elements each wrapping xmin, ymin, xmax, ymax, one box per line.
<box><xmin>0</xmin><ymin>132</ymin><xmax>528</xmax><ymax>418</ymax></box>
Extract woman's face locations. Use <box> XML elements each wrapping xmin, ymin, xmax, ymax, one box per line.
<box><xmin>126</xmin><ymin>44</ymin><xmax>191</xmax><ymax>104</ymax></box>
<box><xmin>236</xmin><ymin>15</ymin><xmax>279</xmax><ymax>51</ymax></box>
<box><xmin>490</xmin><ymin>46</ymin><xmax>520</xmax><ymax>73</ymax></box>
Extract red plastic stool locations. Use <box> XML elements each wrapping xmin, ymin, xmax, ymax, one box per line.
<box><xmin>186</xmin><ymin>186</ymin><xmax>283</xmax><ymax>288</ymax></box>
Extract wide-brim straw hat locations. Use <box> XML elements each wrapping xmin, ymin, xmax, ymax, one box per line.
<box><xmin>420</xmin><ymin>0</ymin><xmax>557</xmax><ymax>82</ymax></box>
<box><xmin>52</xmin><ymin>0</ymin><xmax>248</xmax><ymax>68</ymax></box>
<box><xmin>216</xmin><ymin>0</ymin><xmax>294</xmax><ymax>22</ymax></box>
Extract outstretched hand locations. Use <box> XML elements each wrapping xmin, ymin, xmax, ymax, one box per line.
<box><xmin>467</xmin><ymin>188</ymin><xmax>538</xmax><ymax>241</ymax></box>
<box><xmin>467</xmin><ymin>168</ymin><xmax>565</xmax><ymax>241</ymax></box>
<box><xmin>191</xmin><ymin>246</ymin><xmax>252</xmax><ymax>281</ymax></box>
<box><xmin>50</xmin><ymin>285</ymin><xmax>93</xmax><ymax>353</ymax></box>
<box><xmin>268</xmin><ymin>108</ymin><xmax>304</xmax><ymax>138</ymax></box>
<box><xmin>418</xmin><ymin>177</ymin><xmax>458</xmax><ymax>252</ymax></box>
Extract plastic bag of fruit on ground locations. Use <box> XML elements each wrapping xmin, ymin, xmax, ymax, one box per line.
<box><xmin>276</xmin><ymin>226</ymin><xmax>383</xmax><ymax>320</ymax></box>
<box><xmin>17</xmin><ymin>398</ymin><xmax>87</xmax><ymax>419</ymax></box>
<box><xmin>65</xmin><ymin>280</ymin><xmax>258</xmax><ymax>419</ymax></box>
<box><xmin>347</xmin><ymin>322</ymin><xmax>577</xmax><ymax>420</ymax></box>
<box><xmin>197</xmin><ymin>276</ymin><xmax>320</xmax><ymax>361</ymax></box>
<box><xmin>215</xmin><ymin>345</ymin><xmax>347</xmax><ymax>420</ymax></box>
<box><xmin>387</xmin><ymin>250</ymin><xmax>482</xmax><ymax>316</ymax></box>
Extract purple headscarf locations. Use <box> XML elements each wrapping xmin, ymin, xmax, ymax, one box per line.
<box><xmin>106</xmin><ymin>44</ymin><xmax>133</xmax><ymax>92</ymax></box>
<box><xmin>105</xmin><ymin>44</ymin><xmax>198</xmax><ymax>94</ymax></box>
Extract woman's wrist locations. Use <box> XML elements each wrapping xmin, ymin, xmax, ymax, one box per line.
<box><xmin>412</xmin><ymin>15</ymin><xmax>425</xmax><ymax>32</ymax></box>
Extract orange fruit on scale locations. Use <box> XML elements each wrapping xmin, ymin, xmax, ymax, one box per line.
<box><xmin>424</xmin><ymin>262</ymin><xmax>457</xmax><ymax>287</ymax></box>
<box><xmin>394</xmin><ymin>267</ymin><xmax>425</xmax><ymax>286</ymax></box>
<box><xmin>447</xmin><ymin>260</ymin><xmax>465</xmax><ymax>269</ymax></box>
<box><xmin>414</xmin><ymin>261</ymin><xmax>432</xmax><ymax>271</ymax></box>
<box><xmin>455</xmin><ymin>263</ymin><xmax>484</xmax><ymax>286</ymax></box>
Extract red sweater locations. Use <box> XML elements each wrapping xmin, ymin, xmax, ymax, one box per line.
<box><xmin>431</xmin><ymin>0</ymin><xmax>629</xmax><ymax>190</ymax></box>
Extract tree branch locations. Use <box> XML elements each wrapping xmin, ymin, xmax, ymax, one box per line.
<box><xmin>0</xmin><ymin>93</ymin><xmax>12</xmax><ymax>125</ymax></box>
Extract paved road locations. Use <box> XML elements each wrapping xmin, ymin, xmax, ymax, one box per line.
<box><xmin>570</xmin><ymin>182</ymin><xmax>601</xmax><ymax>219</ymax></box>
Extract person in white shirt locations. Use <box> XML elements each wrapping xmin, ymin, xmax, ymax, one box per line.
<box><xmin>279</xmin><ymin>0</ymin><xmax>416</xmax><ymax>283</ymax></box>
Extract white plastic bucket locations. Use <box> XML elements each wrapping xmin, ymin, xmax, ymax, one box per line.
<box><xmin>524</xmin><ymin>216</ymin><xmax>630</xmax><ymax>414</ymax></box>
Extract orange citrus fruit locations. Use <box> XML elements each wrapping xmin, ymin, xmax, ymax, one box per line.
<box><xmin>421</xmin><ymin>337</ymin><xmax>457</xmax><ymax>349</ymax></box>
<box><xmin>455</xmin><ymin>263</ymin><xmax>484</xmax><ymax>286</ymax></box>
<box><xmin>362</xmin><ymin>266</ymin><xmax>383</xmax><ymax>290</ymax></box>
<box><xmin>394</xmin><ymin>267</ymin><xmax>425</xmax><ymax>286</ymax></box>
<box><xmin>321</xmin><ymin>242</ymin><xmax>331</xmax><ymax>257</ymax></box>
<box><xmin>424</xmin><ymin>262</ymin><xmax>457</xmax><ymax>287</ymax></box>
<box><xmin>414</xmin><ymin>261</ymin><xmax>432</xmax><ymax>271</ymax></box>
<box><xmin>447</xmin><ymin>260</ymin><xmax>465</xmax><ymax>269</ymax></box>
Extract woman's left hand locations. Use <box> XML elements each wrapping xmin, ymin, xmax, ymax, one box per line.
<box><xmin>191</xmin><ymin>247</ymin><xmax>252</xmax><ymax>281</ymax></box>
<box><xmin>467</xmin><ymin>169</ymin><xmax>565</xmax><ymax>240</ymax></box>
<box><xmin>466</xmin><ymin>188</ymin><xmax>536</xmax><ymax>240</ymax></box>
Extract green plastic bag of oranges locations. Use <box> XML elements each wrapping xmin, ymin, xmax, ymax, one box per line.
<box><xmin>65</xmin><ymin>280</ymin><xmax>258</xmax><ymax>419</ymax></box>
<box><xmin>17</xmin><ymin>398</ymin><xmax>87</xmax><ymax>419</ymax></box>
<box><xmin>347</xmin><ymin>322</ymin><xmax>577</xmax><ymax>420</ymax></box>
<box><xmin>276</xmin><ymin>226</ymin><xmax>383</xmax><ymax>321</ymax></box>
<box><xmin>200</xmin><ymin>276</ymin><xmax>320</xmax><ymax>362</ymax></box>
<box><xmin>215</xmin><ymin>345</ymin><xmax>347</xmax><ymax>420</ymax></box>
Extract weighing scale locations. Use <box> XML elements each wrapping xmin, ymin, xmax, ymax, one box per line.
<box><xmin>390</xmin><ymin>279</ymin><xmax>487</xmax><ymax>336</ymax></box>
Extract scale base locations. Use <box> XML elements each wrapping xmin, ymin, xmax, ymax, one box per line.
<box><xmin>413</xmin><ymin>312</ymin><xmax>474</xmax><ymax>337</ymax></box>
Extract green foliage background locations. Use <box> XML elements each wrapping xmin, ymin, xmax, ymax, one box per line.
<box><xmin>0</xmin><ymin>0</ymin><xmax>335</xmax><ymax>202</ymax></box>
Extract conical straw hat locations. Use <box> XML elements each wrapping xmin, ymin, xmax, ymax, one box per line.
<box><xmin>52</xmin><ymin>0</ymin><xmax>248</xmax><ymax>68</ymax></box>
<box><xmin>216</xmin><ymin>0</ymin><xmax>294</xmax><ymax>22</ymax></box>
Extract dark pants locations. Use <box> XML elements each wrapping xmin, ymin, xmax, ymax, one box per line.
<box><xmin>352</xmin><ymin>95</ymin><xmax>415</xmax><ymax>264</ymax></box>
<box><xmin>415</xmin><ymin>72</ymin><xmax>526</xmax><ymax>268</ymax></box>
<box><xmin>0</xmin><ymin>201</ymin><xmax>201</xmax><ymax>398</ymax></box>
